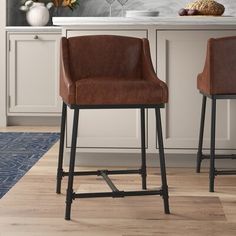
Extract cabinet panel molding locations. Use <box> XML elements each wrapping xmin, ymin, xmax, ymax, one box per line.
<box><xmin>7</xmin><ymin>33</ymin><xmax>61</xmax><ymax>114</ymax></box>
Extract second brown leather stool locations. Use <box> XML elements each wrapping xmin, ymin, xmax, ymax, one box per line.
<box><xmin>196</xmin><ymin>36</ymin><xmax>236</xmax><ymax>192</ymax></box>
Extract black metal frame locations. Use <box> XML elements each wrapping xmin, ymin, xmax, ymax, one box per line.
<box><xmin>57</xmin><ymin>102</ymin><xmax>170</xmax><ymax>220</ymax></box>
<box><xmin>197</xmin><ymin>92</ymin><xmax>236</xmax><ymax>192</ymax></box>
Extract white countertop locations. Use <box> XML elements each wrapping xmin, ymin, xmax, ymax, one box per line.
<box><xmin>5</xmin><ymin>16</ymin><xmax>236</xmax><ymax>33</ymax></box>
<box><xmin>5</xmin><ymin>26</ymin><xmax>62</xmax><ymax>32</ymax></box>
<box><xmin>53</xmin><ymin>16</ymin><xmax>236</xmax><ymax>26</ymax></box>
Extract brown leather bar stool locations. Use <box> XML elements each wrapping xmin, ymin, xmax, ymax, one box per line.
<box><xmin>56</xmin><ymin>35</ymin><xmax>170</xmax><ymax>220</ymax></box>
<box><xmin>196</xmin><ymin>36</ymin><xmax>236</xmax><ymax>192</ymax></box>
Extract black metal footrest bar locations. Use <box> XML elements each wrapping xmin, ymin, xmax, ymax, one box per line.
<box><xmin>70</xmin><ymin>169</ymin><xmax>162</xmax><ymax>200</ymax></box>
<box><xmin>215</xmin><ymin>170</ymin><xmax>236</xmax><ymax>176</ymax></box>
<box><xmin>100</xmin><ymin>170</ymin><xmax>119</xmax><ymax>192</ymax></box>
<box><xmin>201</xmin><ymin>154</ymin><xmax>236</xmax><ymax>160</ymax></box>
<box><xmin>73</xmin><ymin>190</ymin><xmax>162</xmax><ymax>199</ymax></box>
<box><xmin>62</xmin><ymin>169</ymin><xmax>142</xmax><ymax>177</ymax></box>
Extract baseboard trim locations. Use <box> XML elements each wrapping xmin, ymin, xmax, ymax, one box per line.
<box><xmin>63</xmin><ymin>152</ymin><xmax>236</xmax><ymax>168</ymax></box>
<box><xmin>7</xmin><ymin>116</ymin><xmax>60</xmax><ymax>126</ymax></box>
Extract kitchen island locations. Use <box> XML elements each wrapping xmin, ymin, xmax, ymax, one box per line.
<box><xmin>6</xmin><ymin>16</ymin><xmax>236</xmax><ymax>165</ymax></box>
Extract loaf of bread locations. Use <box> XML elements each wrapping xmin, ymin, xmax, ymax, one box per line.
<box><xmin>186</xmin><ymin>0</ymin><xmax>225</xmax><ymax>16</ymax></box>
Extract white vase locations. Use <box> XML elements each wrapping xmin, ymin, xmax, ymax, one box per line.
<box><xmin>26</xmin><ymin>2</ymin><xmax>49</xmax><ymax>26</ymax></box>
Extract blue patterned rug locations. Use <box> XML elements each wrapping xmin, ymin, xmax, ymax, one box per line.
<box><xmin>0</xmin><ymin>132</ymin><xmax>60</xmax><ymax>198</ymax></box>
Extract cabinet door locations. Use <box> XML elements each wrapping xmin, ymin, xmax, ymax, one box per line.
<box><xmin>157</xmin><ymin>30</ymin><xmax>236</xmax><ymax>150</ymax></box>
<box><xmin>66</xmin><ymin>30</ymin><xmax>148</xmax><ymax>149</ymax></box>
<box><xmin>8</xmin><ymin>33</ymin><xmax>61</xmax><ymax>114</ymax></box>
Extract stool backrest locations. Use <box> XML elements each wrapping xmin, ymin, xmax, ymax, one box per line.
<box><xmin>63</xmin><ymin>35</ymin><xmax>143</xmax><ymax>81</ymax></box>
<box><xmin>207</xmin><ymin>36</ymin><xmax>236</xmax><ymax>94</ymax></box>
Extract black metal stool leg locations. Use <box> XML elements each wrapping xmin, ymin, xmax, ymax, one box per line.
<box><xmin>56</xmin><ymin>102</ymin><xmax>67</xmax><ymax>194</ymax></box>
<box><xmin>210</xmin><ymin>98</ymin><xmax>216</xmax><ymax>192</ymax></box>
<box><xmin>196</xmin><ymin>95</ymin><xmax>207</xmax><ymax>173</ymax></box>
<box><xmin>155</xmin><ymin>108</ymin><xmax>170</xmax><ymax>214</ymax></box>
<box><xmin>65</xmin><ymin>108</ymin><xmax>79</xmax><ymax>220</ymax></box>
<box><xmin>140</xmin><ymin>108</ymin><xmax>147</xmax><ymax>190</ymax></box>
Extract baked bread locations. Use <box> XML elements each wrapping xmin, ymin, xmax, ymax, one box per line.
<box><xmin>186</xmin><ymin>0</ymin><xmax>225</xmax><ymax>16</ymax></box>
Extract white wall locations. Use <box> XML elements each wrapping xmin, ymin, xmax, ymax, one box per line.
<box><xmin>7</xmin><ymin>0</ymin><xmax>236</xmax><ymax>25</ymax></box>
<box><xmin>80</xmin><ymin>0</ymin><xmax>236</xmax><ymax>17</ymax></box>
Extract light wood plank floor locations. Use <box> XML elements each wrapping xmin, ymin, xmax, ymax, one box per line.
<box><xmin>1</xmin><ymin>127</ymin><xmax>236</xmax><ymax>235</ymax></box>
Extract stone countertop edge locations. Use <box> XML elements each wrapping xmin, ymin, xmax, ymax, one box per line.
<box><xmin>5</xmin><ymin>26</ymin><xmax>62</xmax><ymax>32</ymax></box>
<box><xmin>52</xmin><ymin>16</ymin><xmax>236</xmax><ymax>26</ymax></box>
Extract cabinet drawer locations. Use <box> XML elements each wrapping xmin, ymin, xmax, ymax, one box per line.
<box><xmin>66</xmin><ymin>29</ymin><xmax>147</xmax><ymax>39</ymax></box>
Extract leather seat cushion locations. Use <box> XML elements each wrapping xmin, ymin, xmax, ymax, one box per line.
<box><xmin>75</xmin><ymin>77</ymin><xmax>168</xmax><ymax>105</ymax></box>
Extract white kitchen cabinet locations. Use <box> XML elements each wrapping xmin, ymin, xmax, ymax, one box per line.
<box><xmin>7</xmin><ymin>32</ymin><xmax>61</xmax><ymax>115</ymax></box>
<box><xmin>156</xmin><ymin>30</ymin><xmax>236</xmax><ymax>150</ymax></box>
<box><xmin>65</xmin><ymin>29</ymin><xmax>149</xmax><ymax>149</ymax></box>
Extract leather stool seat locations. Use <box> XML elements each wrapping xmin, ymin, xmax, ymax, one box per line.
<box><xmin>74</xmin><ymin>78</ymin><xmax>168</xmax><ymax>105</ymax></box>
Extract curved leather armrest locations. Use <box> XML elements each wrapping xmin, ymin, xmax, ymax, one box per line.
<box><xmin>197</xmin><ymin>38</ymin><xmax>212</xmax><ymax>95</ymax></box>
<box><xmin>60</xmin><ymin>37</ymin><xmax>75</xmax><ymax>105</ymax></box>
<box><xmin>142</xmin><ymin>38</ymin><xmax>168</xmax><ymax>102</ymax></box>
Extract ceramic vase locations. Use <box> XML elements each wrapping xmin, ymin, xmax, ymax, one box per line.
<box><xmin>26</xmin><ymin>2</ymin><xmax>49</xmax><ymax>26</ymax></box>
